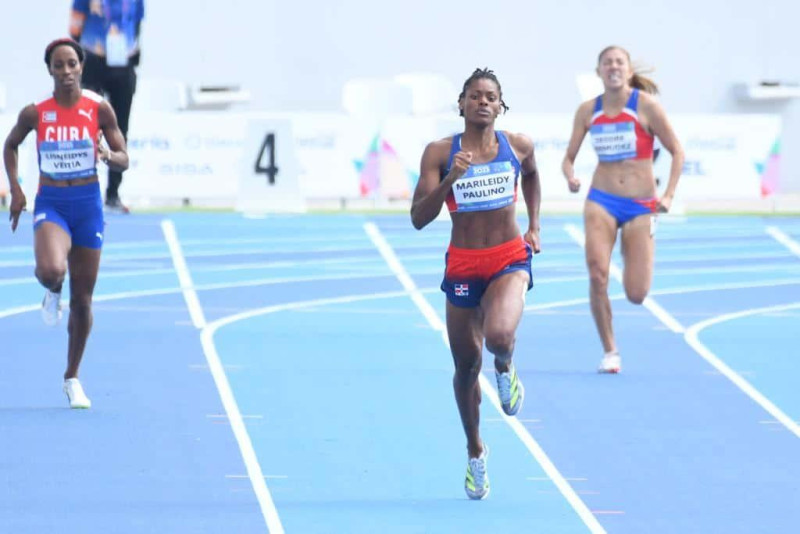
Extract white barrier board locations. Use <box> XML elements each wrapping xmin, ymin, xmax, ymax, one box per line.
<box><xmin>1</xmin><ymin>111</ymin><xmax>782</xmax><ymax>207</ymax></box>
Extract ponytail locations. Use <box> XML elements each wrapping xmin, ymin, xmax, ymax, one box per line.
<box><xmin>630</xmin><ymin>72</ymin><xmax>659</xmax><ymax>95</ymax></box>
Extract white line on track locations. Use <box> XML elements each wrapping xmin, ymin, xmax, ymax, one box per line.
<box><xmin>364</xmin><ymin>222</ymin><xmax>606</xmax><ymax>534</ymax></box>
<box><xmin>5</xmin><ymin>243</ymin><xmax>794</xmax><ymax>269</ymax></box>
<box><xmin>6</xmin><ymin>257</ymin><xmax>798</xmax><ymax>290</ymax></box>
<box><xmin>528</xmin><ymin>477</ymin><xmax>588</xmax><ymax>482</ymax></box>
<box><xmin>564</xmin><ymin>224</ymin><xmax>685</xmax><ymax>334</ymax></box>
<box><xmin>645</xmin><ymin>277</ymin><xmax>800</xmax><ymax>298</ymax></box>
<box><xmin>226</xmin><ymin>474</ymin><xmax>289</xmax><ymax>479</ymax></box>
<box><xmin>564</xmin><ymin>222</ymin><xmax>800</xmax><ymax>439</ymax></box>
<box><xmin>200</xmin><ymin>288</ymin><xmax>415</xmax><ymax>531</ymax></box>
<box><xmin>1</xmin><ymin>222</ymin><xmax>796</xmax><ymax>531</ymax></box>
<box><xmin>207</xmin><ymin>414</ymin><xmax>264</xmax><ymax>419</ymax></box>
<box><xmin>1</xmin><ymin>273</ymin><xmax>796</xmax><ymax>322</ymax></box>
<box><xmin>162</xmin><ymin>219</ymin><xmax>283</xmax><ymax>534</ymax></box>
<box><xmin>767</xmin><ymin>226</ymin><xmax>800</xmax><ymax>257</ymax></box>
<box><xmin>685</xmin><ymin>302</ymin><xmax>800</xmax><ymax>439</ymax></box>
<box><xmin>161</xmin><ymin>220</ymin><xmax>207</xmax><ymax>328</ymax></box>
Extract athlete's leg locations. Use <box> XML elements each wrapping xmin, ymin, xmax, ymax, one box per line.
<box><xmin>482</xmin><ymin>269</ymin><xmax>529</xmax><ymax>415</ymax></box>
<box><xmin>584</xmin><ymin>201</ymin><xmax>619</xmax><ymax>353</ymax></box>
<box><xmin>620</xmin><ymin>214</ymin><xmax>655</xmax><ymax>304</ymax></box>
<box><xmin>446</xmin><ymin>301</ymin><xmax>485</xmax><ymax>459</ymax></box>
<box><xmin>64</xmin><ymin>246</ymin><xmax>101</xmax><ymax>380</ymax></box>
<box><xmin>481</xmin><ymin>270</ymin><xmax>530</xmax><ymax>373</ymax></box>
<box><xmin>34</xmin><ymin>222</ymin><xmax>71</xmax><ymax>292</ymax></box>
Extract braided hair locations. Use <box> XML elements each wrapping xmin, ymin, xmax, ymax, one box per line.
<box><xmin>458</xmin><ymin>67</ymin><xmax>509</xmax><ymax>116</ymax></box>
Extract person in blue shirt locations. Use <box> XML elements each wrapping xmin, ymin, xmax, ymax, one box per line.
<box><xmin>70</xmin><ymin>0</ymin><xmax>144</xmax><ymax>214</ymax></box>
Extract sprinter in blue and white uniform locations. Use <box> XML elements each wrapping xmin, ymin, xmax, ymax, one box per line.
<box><xmin>411</xmin><ymin>68</ymin><xmax>541</xmax><ymax>500</ymax></box>
<box><xmin>562</xmin><ymin>46</ymin><xmax>684</xmax><ymax>373</ymax></box>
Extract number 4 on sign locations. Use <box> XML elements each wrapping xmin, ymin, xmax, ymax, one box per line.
<box><xmin>254</xmin><ymin>133</ymin><xmax>279</xmax><ymax>184</ymax></box>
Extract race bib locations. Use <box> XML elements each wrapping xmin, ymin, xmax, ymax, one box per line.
<box><xmin>451</xmin><ymin>161</ymin><xmax>516</xmax><ymax>212</ymax></box>
<box><xmin>591</xmin><ymin>121</ymin><xmax>636</xmax><ymax>162</ymax></box>
<box><xmin>106</xmin><ymin>32</ymin><xmax>128</xmax><ymax>67</ymax></box>
<box><xmin>39</xmin><ymin>139</ymin><xmax>96</xmax><ymax>179</ymax></box>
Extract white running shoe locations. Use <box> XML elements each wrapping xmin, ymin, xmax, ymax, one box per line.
<box><xmin>598</xmin><ymin>352</ymin><xmax>621</xmax><ymax>374</ymax></box>
<box><xmin>465</xmin><ymin>444</ymin><xmax>490</xmax><ymax>500</ymax></box>
<box><xmin>495</xmin><ymin>364</ymin><xmax>525</xmax><ymax>416</ymax></box>
<box><xmin>41</xmin><ymin>290</ymin><xmax>63</xmax><ymax>326</ymax></box>
<box><xmin>63</xmin><ymin>378</ymin><xmax>91</xmax><ymax>409</ymax></box>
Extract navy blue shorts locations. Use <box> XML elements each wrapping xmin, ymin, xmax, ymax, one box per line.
<box><xmin>33</xmin><ymin>182</ymin><xmax>104</xmax><ymax>249</ymax></box>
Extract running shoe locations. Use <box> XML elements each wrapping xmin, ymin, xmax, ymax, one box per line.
<box><xmin>63</xmin><ymin>378</ymin><xmax>91</xmax><ymax>409</ymax></box>
<box><xmin>495</xmin><ymin>364</ymin><xmax>525</xmax><ymax>416</ymax></box>
<box><xmin>41</xmin><ymin>290</ymin><xmax>63</xmax><ymax>326</ymax></box>
<box><xmin>598</xmin><ymin>352</ymin><xmax>621</xmax><ymax>374</ymax></box>
<box><xmin>465</xmin><ymin>444</ymin><xmax>489</xmax><ymax>500</ymax></box>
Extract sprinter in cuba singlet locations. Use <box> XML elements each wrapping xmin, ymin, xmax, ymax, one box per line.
<box><xmin>410</xmin><ymin>68</ymin><xmax>541</xmax><ymax>501</ymax></box>
<box><xmin>561</xmin><ymin>45</ymin><xmax>684</xmax><ymax>374</ymax></box>
<box><xmin>3</xmin><ymin>38</ymin><xmax>129</xmax><ymax>409</ymax></box>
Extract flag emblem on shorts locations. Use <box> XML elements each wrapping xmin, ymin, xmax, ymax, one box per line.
<box><xmin>43</xmin><ymin>111</ymin><xmax>57</xmax><ymax>123</ymax></box>
<box><xmin>454</xmin><ymin>283</ymin><xmax>469</xmax><ymax>296</ymax></box>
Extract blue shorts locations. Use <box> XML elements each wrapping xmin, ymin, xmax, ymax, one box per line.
<box><xmin>587</xmin><ymin>187</ymin><xmax>657</xmax><ymax>226</ymax></box>
<box><xmin>33</xmin><ymin>182</ymin><xmax>105</xmax><ymax>249</ymax></box>
<box><xmin>441</xmin><ymin>236</ymin><xmax>533</xmax><ymax>308</ymax></box>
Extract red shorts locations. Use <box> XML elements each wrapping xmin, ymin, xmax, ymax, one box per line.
<box><xmin>441</xmin><ymin>236</ymin><xmax>533</xmax><ymax>308</ymax></box>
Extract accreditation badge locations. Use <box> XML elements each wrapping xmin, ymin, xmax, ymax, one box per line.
<box><xmin>105</xmin><ymin>32</ymin><xmax>128</xmax><ymax>67</ymax></box>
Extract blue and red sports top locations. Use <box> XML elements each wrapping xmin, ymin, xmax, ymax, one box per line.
<box><xmin>35</xmin><ymin>90</ymin><xmax>103</xmax><ymax>181</ymax></box>
<box><xmin>590</xmin><ymin>88</ymin><xmax>654</xmax><ymax>162</ymax></box>
<box><xmin>441</xmin><ymin>132</ymin><xmax>522</xmax><ymax>213</ymax></box>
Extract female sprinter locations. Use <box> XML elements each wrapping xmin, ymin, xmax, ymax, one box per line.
<box><xmin>4</xmin><ymin>38</ymin><xmax>129</xmax><ymax>408</ymax></box>
<box><xmin>562</xmin><ymin>46</ymin><xmax>684</xmax><ymax>373</ymax></box>
<box><xmin>411</xmin><ymin>67</ymin><xmax>541</xmax><ymax>500</ymax></box>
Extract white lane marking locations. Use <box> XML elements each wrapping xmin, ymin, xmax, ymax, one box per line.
<box><xmin>685</xmin><ymin>302</ymin><xmax>800</xmax><ymax>439</ymax></box>
<box><xmin>226</xmin><ymin>474</ymin><xmax>289</xmax><ymax>479</ymax></box>
<box><xmin>207</xmin><ymin>414</ymin><xmax>264</xmax><ymax>419</ymax></box>
<box><xmin>767</xmin><ymin>226</ymin><xmax>800</xmax><ymax>257</ymax></box>
<box><xmin>528</xmin><ymin>477</ymin><xmax>588</xmax><ymax>482</ymax></box>
<box><xmin>564</xmin><ymin>224</ymin><xmax>685</xmax><ymax>333</ymax></box>
<box><xmin>1</xmin><ymin>234</ymin><xmax>796</xmax><ymax>529</ymax></box>
<box><xmin>161</xmin><ymin>220</ymin><xmax>206</xmax><ymax>328</ymax></box>
<box><xmin>364</xmin><ymin>222</ymin><xmax>606</xmax><ymax>534</ymax></box>
<box><xmin>163</xmin><ymin>219</ymin><xmax>282</xmax><ymax>532</ymax></box>
<box><xmin>565</xmin><ymin>222</ymin><xmax>800</xmax><ymax>437</ymax></box>
<box><xmin>201</xmin><ymin>289</ymin><xmax>412</xmax><ymax>534</ymax></box>
<box><xmin>5</xmin><ymin>244</ymin><xmax>794</xmax><ymax>269</ymax></box>
<box><xmin>2</xmin><ymin>274</ymin><xmax>796</xmax><ymax>323</ymax></box>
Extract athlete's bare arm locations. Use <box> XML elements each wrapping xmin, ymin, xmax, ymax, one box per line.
<box><xmin>411</xmin><ymin>138</ymin><xmax>471</xmax><ymax>230</ymax></box>
<box><xmin>3</xmin><ymin>105</ymin><xmax>37</xmax><ymax>231</ymax></box>
<box><xmin>639</xmin><ymin>93</ymin><xmax>684</xmax><ymax>211</ymax></box>
<box><xmin>507</xmin><ymin>132</ymin><xmax>541</xmax><ymax>252</ymax></box>
<box><xmin>562</xmin><ymin>100</ymin><xmax>593</xmax><ymax>193</ymax></box>
<box><xmin>97</xmin><ymin>101</ymin><xmax>129</xmax><ymax>172</ymax></box>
